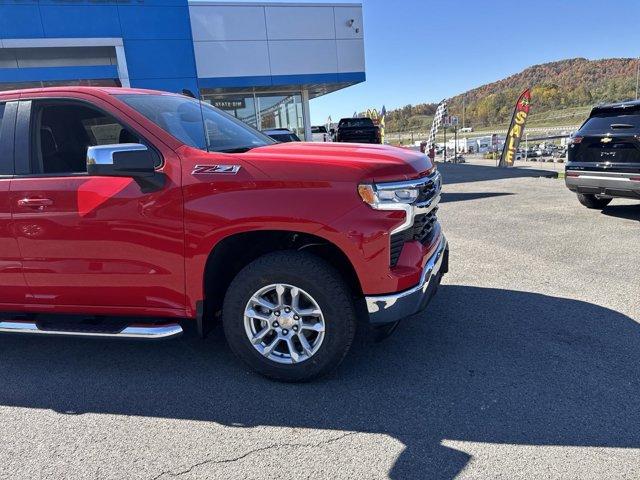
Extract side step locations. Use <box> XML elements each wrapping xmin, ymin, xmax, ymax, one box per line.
<box><xmin>0</xmin><ymin>321</ymin><xmax>183</xmax><ymax>340</ymax></box>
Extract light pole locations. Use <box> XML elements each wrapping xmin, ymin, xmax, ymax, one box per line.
<box><xmin>636</xmin><ymin>57</ymin><xmax>640</xmax><ymax>100</ymax></box>
<box><xmin>443</xmin><ymin>126</ymin><xmax>447</xmax><ymax>163</ymax></box>
<box><xmin>462</xmin><ymin>94</ymin><xmax>466</xmax><ymax>129</ymax></box>
<box><xmin>454</xmin><ymin>124</ymin><xmax>458</xmax><ymax>163</ymax></box>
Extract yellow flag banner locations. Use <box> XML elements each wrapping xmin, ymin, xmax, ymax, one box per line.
<box><xmin>499</xmin><ymin>89</ymin><xmax>531</xmax><ymax>167</ymax></box>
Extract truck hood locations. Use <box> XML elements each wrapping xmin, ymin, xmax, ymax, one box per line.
<box><xmin>239</xmin><ymin>142</ymin><xmax>434</xmax><ymax>183</ymax></box>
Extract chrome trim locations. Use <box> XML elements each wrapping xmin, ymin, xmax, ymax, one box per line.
<box><xmin>86</xmin><ymin>143</ymin><xmax>148</xmax><ymax>166</ymax></box>
<box><xmin>0</xmin><ymin>321</ymin><xmax>183</xmax><ymax>340</ymax></box>
<box><xmin>379</xmin><ymin>202</ymin><xmax>414</xmax><ymax>235</ymax></box>
<box><xmin>366</xmin><ymin>236</ymin><xmax>447</xmax><ymax>323</ymax></box>
<box><xmin>372</xmin><ymin>170</ymin><xmax>442</xmax><ymax>235</ymax></box>
<box><xmin>573</xmin><ymin>175</ymin><xmax>634</xmax><ymax>182</ymax></box>
<box><xmin>375</xmin><ymin>170</ymin><xmax>441</xmax><ymax>192</ymax></box>
<box><xmin>414</xmin><ymin>192</ymin><xmax>441</xmax><ymax>215</ymax></box>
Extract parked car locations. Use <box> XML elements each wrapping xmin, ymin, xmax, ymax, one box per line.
<box><xmin>0</xmin><ymin>86</ymin><xmax>448</xmax><ymax>382</ymax></box>
<box><xmin>553</xmin><ymin>149</ymin><xmax>567</xmax><ymax>163</ymax></box>
<box><xmin>566</xmin><ymin>100</ymin><xmax>640</xmax><ymax>208</ymax></box>
<box><xmin>335</xmin><ymin>117</ymin><xmax>382</xmax><ymax>144</ymax></box>
<box><xmin>311</xmin><ymin>125</ymin><xmax>332</xmax><ymax>142</ymax></box>
<box><xmin>262</xmin><ymin>128</ymin><xmax>301</xmax><ymax>143</ymax></box>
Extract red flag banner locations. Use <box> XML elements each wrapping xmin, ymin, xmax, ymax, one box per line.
<box><xmin>499</xmin><ymin>89</ymin><xmax>531</xmax><ymax>167</ymax></box>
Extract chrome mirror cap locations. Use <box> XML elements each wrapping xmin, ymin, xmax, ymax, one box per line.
<box><xmin>87</xmin><ymin>143</ymin><xmax>148</xmax><ymax>166</ymax></box>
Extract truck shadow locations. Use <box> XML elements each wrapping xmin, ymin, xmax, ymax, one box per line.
<box><xmin>440</xmin><ymin>191</ymin><xmax>513</xmax><ymax>203</ymax></box>
<box><xmin>438</xmin><ymin>163</ymin><xmax>557</xmax><ymax>185</ymax></box>
<box><xmin>602</xmin><ymin>203</ymin><xmax>640</xmax><ymax>221</ymax></box>
<box><xmin>0</xmin><ymin>285</ymin><xmax>638</xmax><ymax>479</ymax></box>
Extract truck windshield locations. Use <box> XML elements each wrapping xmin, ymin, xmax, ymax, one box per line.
<box><xmin>116</xmin><ymin>94</ymin><xmax>274</xmax><ymax>152</ymax></box>
<box><xmin>339</xmin><ymin>118</ymin><xmax>373</xmax><ymax>128</ymax></box>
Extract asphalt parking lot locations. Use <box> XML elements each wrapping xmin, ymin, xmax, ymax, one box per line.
<box><xmin>1</xmin><ymin>163</ymin><xmax>639</xmax><ymax>480</ymax></box>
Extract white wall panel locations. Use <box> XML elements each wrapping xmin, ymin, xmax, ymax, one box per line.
<box><xmin>188</xmin><ymin>3</ymin><xmax>365</xmax><ymax>79</ymax></box>
<box><xmin>265</xmin><ymin>6</ymin><xmax>335</xmax><ymax>40</ymax></box>
<box><xmin>334</xmin><ymin>6</ymin><xmax>364</xmax><ymax>39</ymax></box>
<box><xmin>268</xmin><ymin>40</ymin><xmax>337</xmax><ymax>75</ymax></box>
<box><xmin>189</xmin><ymin>5</ymin><xmax>267</xmax><ymax>41</ymax></box>
<box><xmin>194</xmin><ymin>41</ymin><xmax>271</xmax><ymax>78</ymax></box>
<box><xmin>336</xmin><ymin>38</ymin><xmax>365</xmax><ymax>72</ymax></box>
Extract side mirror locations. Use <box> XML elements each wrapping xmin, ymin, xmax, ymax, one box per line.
<box><xmin>87</xmin><ymin>143</ymin><xmax>165</xmax><ymax>193</ymax></box>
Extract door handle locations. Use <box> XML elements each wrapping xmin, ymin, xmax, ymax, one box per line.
<box><xmin>17</xmin><ymin>198</ymin><xmax>54</xmax><ymax>209</ymax></box>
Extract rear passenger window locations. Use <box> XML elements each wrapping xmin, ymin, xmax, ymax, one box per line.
<box><xmin>0</xmin><ymin>103</ymin><xmax>10</xmax><ymax>175</ymax></box>
<box><xmin>0</xmin><ymin>104</ymin><xmax>5</xmax><ymax>140</ymax></box>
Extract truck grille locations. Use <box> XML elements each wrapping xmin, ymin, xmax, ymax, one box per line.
<box><xmin>416</xmin><ymin>178</ymin><xmax>440</xmax><ymax>203</ymax></box>
<box><xmin>389</xmin><ymin>172</ymin><xmax>441</xmax><ymax>267</ymax></box>
<box><xmin>390</xmin><ymin>208</ymin><xmax>439</xmax><ymax>266</ymax></box>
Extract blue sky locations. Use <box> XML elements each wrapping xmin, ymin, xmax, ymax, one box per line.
<box><xmin>306</xmin><ymin>0</ymin><xmax>640</xmax><ymax>123</ymax></box>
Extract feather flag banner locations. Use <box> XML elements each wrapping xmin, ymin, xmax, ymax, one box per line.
<box><xmin>427</xmin><ymin>100</ymin><xmax>448</xmax><ymax>147</ymax></box>
<box><xmin>499</xmin><ymin>89</ymin><xmax>531</xmax><ymax>167</ymax></box>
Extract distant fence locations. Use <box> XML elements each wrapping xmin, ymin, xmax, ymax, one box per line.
<box><xmin>385</xmin><ymin>124</ymin><xmax>581</xmax><ymax>145</ymax></box>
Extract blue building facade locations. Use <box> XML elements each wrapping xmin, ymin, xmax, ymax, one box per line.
<box><xmin>0</xmin><ymin>0</ymin><xmax>200</xmax><ymax>93</ymax></box>
<box><xmin>0</xmin><ymin>1</ymin><xmax>366</xmax><ymax>139</ymax></box>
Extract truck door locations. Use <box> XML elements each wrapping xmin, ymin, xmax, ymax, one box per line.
<box><xmin>10</xmin><ymin>96</ymin><xmax>185</xmax><ymax>313</ymax></box>
<box><xmin>0</xmin><ymin>101</ymin><xmax>30</xmax><ymax>305</ymax></box>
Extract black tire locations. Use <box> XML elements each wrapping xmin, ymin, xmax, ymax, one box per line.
<box><xmin>577</xmin><ymin>193</ymin><xmax>612</xmax><ymax>209</ymax></box>
<box><xmin>222</xmin><ymin>251</ymin><xmax>357</xmax><ymax>382</ymax></box>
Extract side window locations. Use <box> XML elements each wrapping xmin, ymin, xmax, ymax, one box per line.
<box><xmin>0</xmin><ymin>103</ymin><xmax>11</xmax><ymax>175</ymax></box>
<box><xmin>32</xmin><ymin>102</ymin><xmax>142</xmax><ymax>175</ymax></box>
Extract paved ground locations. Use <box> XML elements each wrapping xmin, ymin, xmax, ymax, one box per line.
<box><xmin>1</xmin><ymin>163</ymin><xmax>639</xmax><ymax>479</ymax></box>
<box><xmin>460</xmin><ymin>153</ymin><xmax>566</xmax><ymax>174</ymax></box>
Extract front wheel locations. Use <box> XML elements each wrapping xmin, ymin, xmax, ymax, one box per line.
<box><xmin>222</xmin><ymin>251</ymin><xmax>357</xmax><ymax>382</ymax></box>
<box><xmin>576</xmin><ymin>193</ymin><xmax>612</xmax><ymax>209</ymax></box>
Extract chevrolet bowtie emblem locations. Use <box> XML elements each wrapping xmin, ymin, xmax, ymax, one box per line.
<box><xmin>601</xmin><ymin>137</ymin><xmax>612</xmax><ymax>144</ymax></box>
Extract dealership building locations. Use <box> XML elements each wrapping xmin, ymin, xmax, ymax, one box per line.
<box><xmin>0</xmin><ymin>0</ymin><xmax>365</xmax><ymax>140</ymax></box>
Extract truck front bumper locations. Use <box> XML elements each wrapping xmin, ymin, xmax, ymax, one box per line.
<box><xmin>365</xmin><ymin>236</ymin><xmax>449</xmax><ymax>325</ymax></box>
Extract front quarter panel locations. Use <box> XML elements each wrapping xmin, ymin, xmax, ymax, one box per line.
<box><xmin>180</xmin><ymin>146</ymin><xmax>408</xmax><ymax>314</ymax></box>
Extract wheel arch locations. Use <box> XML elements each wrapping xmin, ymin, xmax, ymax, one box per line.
<box><xmin>199</xmin><ymin>229</ymin><xmax>362</xmax><ymax>336</ymax></box>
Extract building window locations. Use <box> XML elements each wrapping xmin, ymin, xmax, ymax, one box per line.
<box><xmin>256</xmin><ymin>93</ymin><xmax>304</xmax><ymax>139</ymax></box>
<box><xmin>204</xmin><ymin>94</ymin><xmax>258</xmax><ymax>129</ymax></box>
<box><xmin>202</xmin><ymin>91</ymin><xmax>305</xmax><ymax>138</ymax></box>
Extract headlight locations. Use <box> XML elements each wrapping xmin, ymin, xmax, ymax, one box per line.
<box><xmin>357</xmin><ymin>184</ymin><xmax>419</xmax><ymax>208</ymax></box>
<box><xmin>357</xmin><ymin>172</ymin><xmax>441</xmax><ymax>235</ymax></box>
<box><xmin>357</xmin><ymin>183</ymin><xmax>420</xmax><ymax>235</ymax></box>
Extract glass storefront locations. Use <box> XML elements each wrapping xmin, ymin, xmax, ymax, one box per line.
<box><xmin>203</xmin><ymin>91</ymin><xmax>305</xmax><ymax>139</ymax></box>
<box><xmin>256</xmin><ymin>93</ymin><xmax>304</xmax><ymax>138</ymax></box>
<box><xmin>205</xmin><ymin>94</ymin><xmax>258</xmax><ymax>129</ymax></box>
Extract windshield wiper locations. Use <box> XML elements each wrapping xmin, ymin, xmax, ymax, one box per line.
<box><xmin>610</xmin><ymin>123</ymin><xmax>635</xmax><ymax>129</ymax></box>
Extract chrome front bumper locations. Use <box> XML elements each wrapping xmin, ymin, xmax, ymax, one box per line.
<box><xmin>365</xmin><ymin>236</ymin><xmax>448</xmax><ymax>325</ymax></box>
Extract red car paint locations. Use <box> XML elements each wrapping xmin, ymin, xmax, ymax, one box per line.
<box><xmin>0</xmin><ymin>87</ymin><xmax>441</xmax><ymax>321</ymax></box>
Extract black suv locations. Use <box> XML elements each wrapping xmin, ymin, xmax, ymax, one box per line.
<box><xmin>566</xmin><ymin>100</ymin><xmax>640</xmax><ymax>208</ymax></box>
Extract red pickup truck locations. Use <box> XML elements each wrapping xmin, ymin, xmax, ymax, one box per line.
<box><xmin>0</xmin><ymin>87</ymin><xmax>447</xmax><ymax>381</ymax></box>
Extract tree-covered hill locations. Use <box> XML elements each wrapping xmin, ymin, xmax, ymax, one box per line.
<box><xmin>385</xmin><ymin>58</ymin><xmax>639</xmax><ymax>132</ymax></box>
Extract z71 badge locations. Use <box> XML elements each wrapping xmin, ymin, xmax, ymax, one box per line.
<box><xmin>192</xmin><ymin>165</ymin><xmax>241</xmax><ymax>175</ymax></box>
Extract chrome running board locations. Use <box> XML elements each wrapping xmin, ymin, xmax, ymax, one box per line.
<box><xmin>0</xmin><ymin>321</ymin><xmax>183</xmax><ymax>340</ymax></box>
